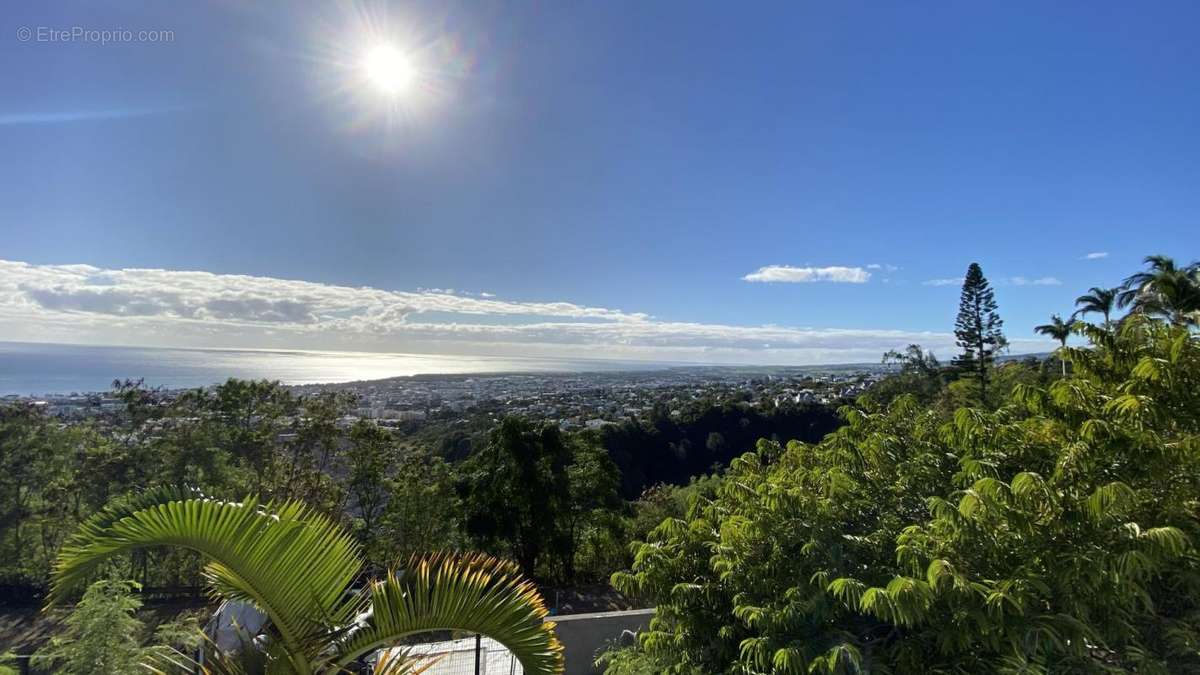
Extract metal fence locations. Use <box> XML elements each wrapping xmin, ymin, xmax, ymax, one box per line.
<box><xmin>375</xmin><ymin>634</ymin><xmax>523</xmax><ymax>675</ymax></box>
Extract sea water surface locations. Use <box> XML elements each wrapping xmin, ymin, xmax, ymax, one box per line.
<box><xmin>0</xmin><ymin>342</ymin><xmax>668</xmax><ymax>396</ymax></box>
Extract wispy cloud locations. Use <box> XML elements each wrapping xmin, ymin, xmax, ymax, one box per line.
<box><xmin>866</xmin><ymin>263</ymin><xmax>900</xmax><ymax>272</ymax></box>
<box><xmin>924</xmin><ymin>275</ymin><xmax>1062</xmax><ymax>287</ymax></box>
<box><xmin>1082</xmin><ymin>251</ymin><xmax>1109</xmax><ymax>260</ymax></box>
<box><xmin>742</xmin><ymin>265</ymin><xmax>871</xmax><ymax>284</ymax></box>
<box><xmin>0</xmin><ymin>259</ymin><xmax>1052</xmax><ymax>364</ymax></box>
<box><xmin>1007</xmin><ymin>276</ymin><xmax>1062</xmax><ymax>286</ymax></box>
<box><xmin>0</xmin><ymin>106</ymin><xmax>183</xmax><ymax>126</ymax></box>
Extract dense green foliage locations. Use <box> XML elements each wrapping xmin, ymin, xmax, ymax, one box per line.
<box><xmin>0</xmin><ymin>380</ymin><xmax>365</xmax><ymax>595</ymax></box>
<box><xmin>611</xmin><ymin>260</ymin><xmax>1200</xmax><ymax>672</ymax></box>
<box><xmin>1</xmin><ymin>373</ymin><xmax>835</xmax><ymax>600</ymax></box>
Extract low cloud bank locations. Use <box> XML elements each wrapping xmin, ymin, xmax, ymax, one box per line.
<box><xmin>0</xmin><ymin>260</ymin><xmax>1050</xmax><ymax>364</ymax></box>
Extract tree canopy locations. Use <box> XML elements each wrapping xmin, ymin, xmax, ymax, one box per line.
<box><xmin>613</xmin><ymin>314</ymin><xmax>1200</xmax><ymax>673</ymax></box>
<box><xmin>1118</xmin><ymin>254</ymin><xmax>1200</xmax><ymax>326</ymax></box>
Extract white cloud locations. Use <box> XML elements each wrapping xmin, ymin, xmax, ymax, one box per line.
<box><xmin>1082</xmin><ymin>252</ymin><xmax>1109</xmax><ymax>260</ymax></box>
<box><xmin>866</xmin><ymin>263</ymin><xmax>900</xmax><ymax>272</ymax></box>
<box><xmin>922</xmin><ymin>278</ymin><xmax>960</xmax><ymax>287</ymax></box>
<box><xmin>0</xmin><ymin>259</ymin><xmax>1052</xmax><ymax>365</ymax></box>
<box><xmin>742</xmin><ymin>265</ymin><xmax>871</xmax><ymax>284</ymax></box>
<box><xmin>1007</xmin><ymin>276</ymin><xmax>1062</xmax><ymax>286</ymax></box>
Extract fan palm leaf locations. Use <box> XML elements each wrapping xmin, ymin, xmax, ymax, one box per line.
<box><xmin>327</xmin><ymin>553</ymin><xmax>562</xmax><ymax>672</ymax></box>
<box><xmin>50</xmin><ymin>488</ymin><xmax>359</xmax><ymax>672</ymax></box>
<box><xmin>48</xmin><ymin>488</ymin><xmax>564</xmax><ymax>675</ymax></box>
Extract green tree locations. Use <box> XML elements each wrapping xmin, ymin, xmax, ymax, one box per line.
<box><xmin>377</xmin><ymin>448</ymin><xmax>466</xmax><ymax>563</ymax></box>
<box><xmin>562</xmin><ymin>438</ymin><xmax>621</xmax><ymax>581</ymax></box>
<box><xmin>49</xmin><ymin>488</ymin><xmax>564</xmax><ymax>674</ymax></box>
<box><xmin>705</xmin><ymin>431</ymin><xmax>726</xmax><ymax>454</ymax></box>
<box><xmin>33</xmin><ymin>579</ymin><xmax>150</xmax><ymax>674</ymax></box>
<box><xmin>871</xmin><ymin>344</ymin><xmax>945</xmax><ymax>405</ymax></box>
<box><xmin>0</xmin><ymin>404</ymin><xmax>56</xmax><ymax>582</ymax></box>
<box><xmin>461</xmin><ymin>418</ymin><xmax>573</xmax><ymax>577</ymax></box>
<box><xmin>345</xmin><ymin>420</ymin><xmax>393</xmax><ymax>549</ymax></box>
<box><xmin>282</xmin><ymin>391</ymin><xmax>352</xmax><ymax>511</ymax></box>
<box><xmin>952</xmin><ymin>263</ymin><xmax>1006</xmax><ymax>404</ymax></box>
<box><xmin>203</xmin><ymin>379</ymin><xmax>293</xmax><ymax>496</ymax></box>
<box><xmin>1073</xmin><ymin>286</ymin><xmax>1119</xmax><ymax>329</ymax></box>
<box><xmin>0</xmin><ymin>405</ymin><xmax>96</xmax><ymax>587</ymax></box>
<box><xmin>1034</xmin><ymin>313</ymin><xmax>1074</xmax><ymax>376</ymax></box>
<box><xmin>1118</xmin><ymin>254</ymin><xmax>1200</xmax><ymax>326</ymax></box>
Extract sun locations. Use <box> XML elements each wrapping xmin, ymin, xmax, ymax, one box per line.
<box><xmin>362</xmin><ymin>44</ymin><xmax>415</xmax><ymax>95</ymax></box>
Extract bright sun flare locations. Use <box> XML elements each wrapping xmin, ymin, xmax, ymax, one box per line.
<box><xmin>363</xmin><ymin>45</ymin><xmax>414</xmax><ymax>95</ymax></box>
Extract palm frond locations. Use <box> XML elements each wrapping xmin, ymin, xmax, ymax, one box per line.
<box><xmin>49</xmin><ymin>491</ymin><xmax>364</xmax><ymax>671</ymax></box>
<box><xmin>330</xmin><ymin>552</ymin><xmax>564</xmax><ymax>675</ymax></box>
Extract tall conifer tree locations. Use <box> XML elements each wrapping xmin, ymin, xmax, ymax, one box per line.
<box><xmin>953</xmin><ymin>262</ymin><xmax>1005</xmax><ymax>403</ymax></box>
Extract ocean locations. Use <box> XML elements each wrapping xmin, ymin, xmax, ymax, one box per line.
<box><xmin>0</xmin><ymin>342</ymin><xmax>669</xmax><ymax>396</ymax></box>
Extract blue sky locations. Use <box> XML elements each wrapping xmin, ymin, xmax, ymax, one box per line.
<box><xmin>0</xmin><ymin>1</ymin><xmax>1197</xmax><ymax>364</ymax></box>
